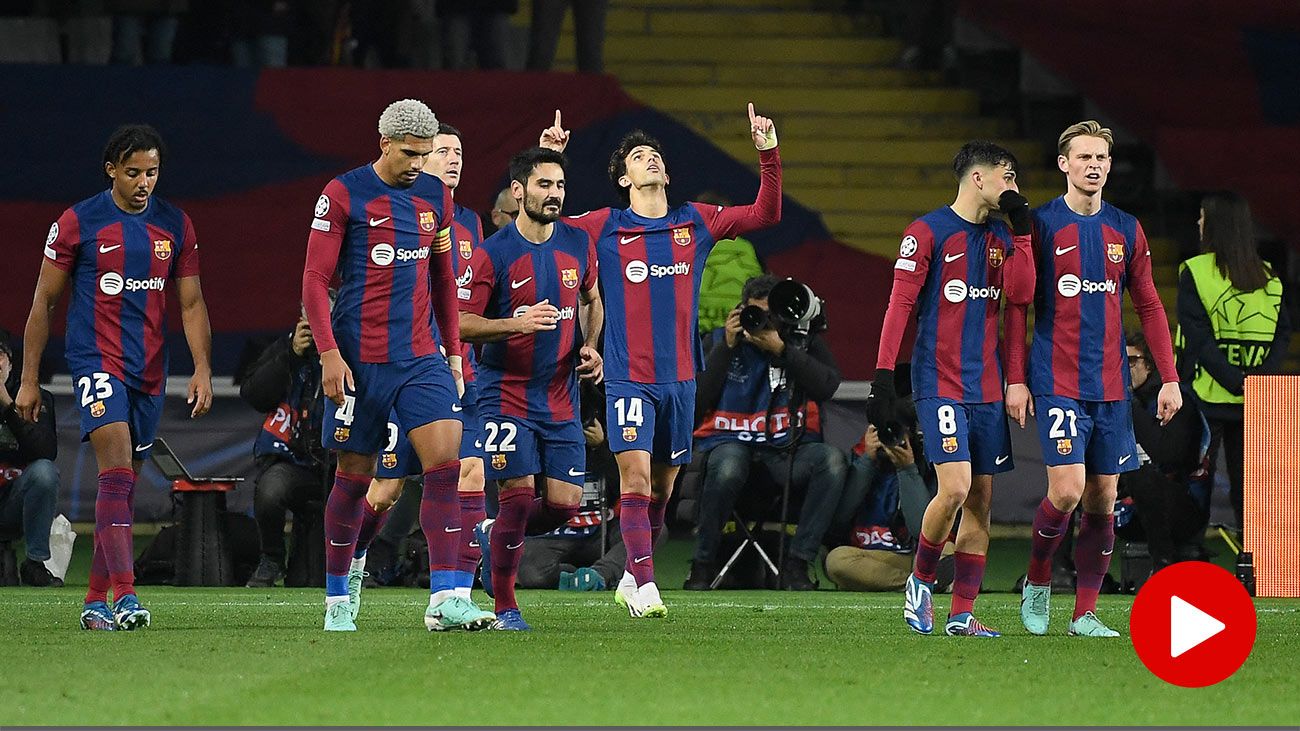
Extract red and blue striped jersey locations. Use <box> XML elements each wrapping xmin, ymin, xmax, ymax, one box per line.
<box><xmin>1023</xmin><ymin>196</ymin><xmax>1176</xmax><ymax>400</ymax></box>
<box><xmin>302</xmin><ymin>164</ymin><xmax>457</xmax><ymax>365</ymax></box>
<box><xmin>463</xmin><ymin>221</ymin><xmax>597</xmax><ymax>422</ymax></box>
<box><xmin>449</xmin><ymin>202</ymin><xmax>484</xmax><ymax>384</ymax></box>
<box><xmin>564</xmin><ymin>147</ymin><xmax>782</xmax><ymax>384</ymax></box>
<box><xmin>876</xmin><ymin>206</ymin><xmax>1016</xmax><ymax>403</ymax></box>
<box><xmin>44</xmin><ymin>190</ymin><xmax>200</xmax><ymax>396</ymax></box>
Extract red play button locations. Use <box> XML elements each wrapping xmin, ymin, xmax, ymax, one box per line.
<box><xmin>1130</xmin><ymin>562</ymin><xmax>1257</xmax><ymax>687</ymax></box>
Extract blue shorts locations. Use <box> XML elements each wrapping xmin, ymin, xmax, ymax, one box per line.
<box><xmin>605</xmin><ymin>380</ymin><xmax>695</xmax><ymax>466</ymax></box>
<box><xmin>914</xmin><ymin>397</ymin><xmax>1013</xmax><ymax>474</ymax></box>
<box><xmin>1034</xmin><ymin>395</ymin><xmax>1137</xmax><ymax>474</ymax></box>
<box><xmin>479</xmin><ymin>413</ymin><xmax>585</xmax><ymax>485</ymax></box>
<box><xmin>376</xmin><ymin>379</ymin><xmax>482</xmax><ymax>479</ymax></box>
<box><xmin>322</xmin><ymin>355</ymin><xmax>461</xmax><ymax>456</ymax></box>
<box><xmin>73</xmin><ymin>371</ymin><xmax>163</xmax><ymax>459</ymax></box>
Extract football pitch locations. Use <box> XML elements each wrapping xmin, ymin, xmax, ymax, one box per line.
<box><xmin>2</xmin><ymin>585</ymin><xmax>1297</xmax><ymax>726</ymax></box>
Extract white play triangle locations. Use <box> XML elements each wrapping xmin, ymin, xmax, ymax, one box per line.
<box><xmin>1170</xmin><ymin>595</ymin><xmax>1225</xmax><ymax>658</ymax></box>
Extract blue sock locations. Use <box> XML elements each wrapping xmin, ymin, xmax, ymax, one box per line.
<box><xmin>352</xmin><ymin>547</ymin><xmax>367</xmax><ymax>560</ymax></box>
<box><xmin>453</xmin><ymin>569</ymin><xmax>475</xmax><ymax>590</ymax></box>
<box><xmin>429</xmin><ymin>569</ymin><xmax>456</xmax><ymax>594</ymax></box>
<box><xmin>326</xmin><ymin>573</ymin><xmax>349</xmax><ymax>598</ymax></box>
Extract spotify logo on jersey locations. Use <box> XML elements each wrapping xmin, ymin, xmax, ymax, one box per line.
<box><xmin>99</xmin><ymin>272</ymin><xmax>124</xmax><ymax>295</ymax></box>
<box><xmin>625</xmin><ymin>260</ymin><xmax>649</xmax><ymax>283</ymax></box>
<box><xmin>943</xmin><ymin>279</ymin><xmax>968</xmax><ymax>303</ymax></box>
<box><xmin>371</xmin><ymin>243</ymin><xmax>395</xmax><ymax>266</ymax></box>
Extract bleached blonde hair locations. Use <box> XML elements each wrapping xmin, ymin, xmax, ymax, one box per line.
<box><xmin>1058</xmin><ymin>120</ymin><xmax>1114</xmax><ymax>156</ymax></box>
<box><xmin>378</xmin><ymin>99</ymin><xmax>438</xmax><ymax>140</ymax></box>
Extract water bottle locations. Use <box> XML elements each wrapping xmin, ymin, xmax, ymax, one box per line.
<box><xmin>1235</xmin><ymin>551</ymin><xmax>1256</xmax><ymax>597</ymax></box>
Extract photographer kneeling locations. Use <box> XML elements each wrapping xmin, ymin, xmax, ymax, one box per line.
<box><xmin>685</xmin><ymin>275</ymin><xmax>846</xmax><ymax>590</ymax></box>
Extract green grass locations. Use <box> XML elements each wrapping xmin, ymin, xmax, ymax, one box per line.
<box><xmin>2</xmin><ymin>583</ymin><xmax>1297</xmax><ymax>725</ymax></box>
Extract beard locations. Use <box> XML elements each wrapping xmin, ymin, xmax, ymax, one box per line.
<box><xmin>523</xmin><ymin>194</ymin><xmax>562</xmax><ymax>224</ymax></box>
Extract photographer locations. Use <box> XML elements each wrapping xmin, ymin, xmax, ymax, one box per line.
<box><xmin>1116</xmin><ymin>332</ymin><xmax>1211</xmax><ymax>570</ymax></box>
<box><xmin>0</xmin><ymin>335</ymin><xmax>61</xmax><ymax>586</ymax></box>
<box><xmin>240</xmin><ymin>305</ymin><xmax>331</xmax><ymax>587</ymax></box>
<box><xmin>685</xmin><ymin>274</ymin><xmax>845</xmax><ymax>591</ymax></box>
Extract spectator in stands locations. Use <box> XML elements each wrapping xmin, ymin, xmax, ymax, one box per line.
<box><xmin>526</xmin><ymin>0</ymin><xmax>607</xmax><ymax>73</ymax></box>
<box><xmin>685</xmin><ymin>274</ymin><xmax>846</xmax><ymax>591</ymax></box>
<box><xmin>1116</xmin><ymin>332</ymin><xmax>1212</xmax><ymax>570</ymax></box>
<box><xmin>229</xmin><ymin>0</ymin><xmax>292</xmax><ymax>68</ymax></box>
<box><xmin>517</xmin><ymin>383</ymin><xmax>627</xmax><ymax>590</ymax></box>
<box><xmin>893</xmin><ymin>0</ymin><xmax>956</xmax><ymax>72</ymax></box>
<box><xmin>488</xmin><ymin>186</ymin><xmax>519</xmax><ymax>236</ymax></box>
<box><xmin>109</xmin><ymin>0</ymin><xmax>187</xmax><ymax>65</ymax></box>
<box><xmin>0</xmin><ymin>335</ymin><xmax>60</xmax><ymax>586</ymax></box>
<box><xmin>440</xmin><ymin>0</ymin><xmax>514</xmax><ymax>70</ymax></box>
<box><xmin>825</xmin><ymin>397</ymin><xmax>954</xmax><ymax>592</ymax></box>
<box><xmin>1176</xmin><ymin>191</ymin><xmax>1291</xmax><ymax>531</ymax></box>
<box><xmin>239</xmin><ymin>304</ymin><xmax>332</xmax><ymax>587</ymax></box>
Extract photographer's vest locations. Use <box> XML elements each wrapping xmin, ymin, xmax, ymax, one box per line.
<box><xmin>253</xmin><ymin>356</ymin><xmax>321</xmax><ymax>466</ymax></box>
<box><xmin>693</xmin><ymin>333</ymin><xmax>821</xmax><ymax>451</ymax></box>
<box><xmin>1174</xmin><ymin>253</ymin><xmax>1282</xmax><ymax>405</ymax></box>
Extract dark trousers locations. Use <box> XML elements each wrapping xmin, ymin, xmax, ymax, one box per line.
<box><xmin>1118</xmin><ymin>468</ymin><xmax>1208</xmax><ymax>565</ymax></box>
<box><xmin>693</xmin><ymin>441</ymin><xmax>848</xmax><ymax>564</ymax></box>
<box><xmin>527</xmin><ymin>0</ymin><xmax>607</xmax><ymax>72</ymax></box>
<box><xmin>0</xmin><ymin>459</ymin><xmax>60</xmax><ymax>561</ymax></box>
<box><xmin>1207</xmin><ymin>415</ymin><xmax>1245</xmax><ymax>528</ymax></box>
<box><xmin>253</xmin><ymin>461</ymin><xmax>326</xmax><ymax>566</ymax></box>
<box><xmin>517</xmin><ymin>525</ymin><xmax>627</xmax><ymax>589</ymax></box>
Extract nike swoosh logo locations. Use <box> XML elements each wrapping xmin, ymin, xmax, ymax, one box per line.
<box><xmin>369</xmin><ymin>216</ymin><xmax>390</xmax><ymax>227</ymax></box>
<box><xmin>1101</xmin><ymin>549</ymin><xmax>1114</xmax><ymax>556</ymax></box>
<box><xmin>451</xmin><ymin>404</ymin><xmax>463</xmax><ymax>412</ymax></box>
<box><xmin>135</xmin><ymin>443</ymin><xmax>153</xmax><ymax>452</ymax></box>
<box><xmin>568</xmin><ymin>468</ymin><xmax>583</xmax><ymax>477</ymax></box>
<box><xmin>444</xmin><ymin>527</ymin><xmax>461</xmax><ymax>533</ymax></box>
<box><xmin>670</xmin><ymin>448</ymin><xmax>688</xmax><ymax>459</ymax></box>
<box><xmin>99</xmin><ymin>244</ymin><xmax>121</xmax><ymax>254</ymax></box>
<box><xmin>633</xmin><ymin>555</ymin><xmax>651</xmax><ymax>564</ymax></box>
<box><xmin>1055</xmin><ymin>246</ymin><xmax>1077</xmax><ymax>256</ymax></box>
<box><xmin>511</xmin><ymin>277</ymin><xmax>532</xmax><ymax>289</ymax></box>
<box><xmin>506</xmin><ymin>542</ymin><xmax>524</xmax><ymax>550</ymax></box>
<box><xmin>994</xmin><ymin>455</ymin><xmax>1009</xmax><ymax>465</ymax></box>
<box><xmin>1119</xmin><ymin>455</ymin><xmax>1131</xmax><ymax>464</ymax></box>
<box><xmin>469</xmin><ymin>541</ymin><xmax>479</xmax><ymax>548</ymax></box>
<box><xmin>1036</xmin><ymin>530</ymin><xmax>1060</xmax><ymax>539</ymax></box>
<box><xmin>943</xmin><ymin>252</ymin><xmax>964</xmax><ymax>263</ymax></box>
<box><xmin>110</xmin><ymin>523</ymin><xmax>132</xmax><ymax>527</ymax></box>
<box><xmin>620</xmin><ymin>235</ymin><xmax>641</xmax><ymax>245</ymax></box>
<box><xmin>329</xmin><ymin>540</ymin><xmax>351</xmax><ymax>547</ymax></box>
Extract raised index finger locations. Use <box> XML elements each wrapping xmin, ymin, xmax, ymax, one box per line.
<box><xmin>747</xmin><ymin>102</ymin><xmax>757</xmax><ymax>125</ymax></box>
<box><xmin>554</xmin><ymin>109</ymin><xmax>562</xmax><ymax>128</ymax></box>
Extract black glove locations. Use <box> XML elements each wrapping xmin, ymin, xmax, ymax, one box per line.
<box><xmin>998</xmin><ymin>190</ymin><xmax>1032</xmax><ymax>236</ymax></box>
<box><xmin>866</xmin><ymin>368</ymin><xmax>897</xmax><ymax>431</ymax></box>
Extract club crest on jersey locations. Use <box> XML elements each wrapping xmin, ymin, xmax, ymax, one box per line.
<box><xmin>1107</xmin><ymin>241</ymin><xmax>1125</xmax><ymax>264</ymax></box>
<box><xmin>942</xmin><ymin>436</ymin><xmax>958</xmax><ymax>454</ymax></box>
<box><xmin>381</xmin><ymin>453</ymin><xmax>398</xmax><ymax>469</ymax></box>
<box><xmin>987</xmin><ymin>246</ymin><xmax>1004</xmax><ymax>268</ymax></box>
<box><xmin>459</xmin><ymin>239</ymin><xmax>473</xmax><ymax>259</ymax></box>
<box><xmin>419</xmin><ymin>210</ymin><xmax>437</xmax><ymax>232</ymax></box>
<box><xmin>334</xmin><ymin>427</ymin><xmax>350</xmax><ymax>442</ymax></box>
<box><xmin>153</xmin><ymin>239</ymin><xmax>172</xmax><ymax>260</ymax></box>
<box><xmin>561</xmin><ymin>268</ymin><xmax>578</xmax><ymax>289</ymax></box>
<box><xmin>90</xmin><ymin>401</ymin><xmax>105</xmax><ymax>418</ymax></box>
<box><xmin>672</xmin><ymin>227</ymin><xmax>692</xmax><ymax>246</ymax></box>
<box><xmin>491</xmin><ymin>453</ymin><xmax>507</xmax><ymax>470</ymax></box>
<box><xmin>623</xmin><ymin>427</ymin><xmax>638</xmax><ymax>443</ymax></box>
<box><xmin>1057</xmin><ymin>438</ymin><xmax>1073</xmax><ymax>455</ymax></box>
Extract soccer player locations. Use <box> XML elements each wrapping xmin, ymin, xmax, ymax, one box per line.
<box><xmin>1005</xmin><ymin>121</ymin><xmax>1181</xmax><ymax>637</ymax></box>
<box><xmin>539</xmin><ymin>105</ymin><xmax>782</xmax><ymax>617</ymax></box>
<box><xmin>302</xmin><ymin>99</ymin><xmax>495</xmax><ymax>632</ymax></box>
<box><xmin>17</xmin><ymin>124</ymin><xmax>214</xmax><ymax>631</ymax></box>
<box><xmin>868</xmin><ymin>141</ymin><xmax>1035</xmax><ymax>637</ymax></box>
<box><xmin>460</xmin><ymin>146</ymin><xmax>604</xmax><ymax>631</ymax></box>
<box><xmin>347</xmin><ymin>121</ymin><xmax>493</xmax><ymax>623</ymax></box>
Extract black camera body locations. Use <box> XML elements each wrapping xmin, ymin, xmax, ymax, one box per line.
<box><xmin>739</xmin><ymin>278</ymin><xmax>827</xmax><ymax>347</ymax></box>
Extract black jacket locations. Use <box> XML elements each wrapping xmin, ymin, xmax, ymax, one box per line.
<box><xmin>240</xmin><ymin>335</ymin><xmax>325</xmax><ymax>467</ymax></box>
<box><xmin>1130</xmin><ymin>377</ymin><xmax>1202</xmax><ymax>480</ymax></box>
<box><xmin>0</xmin><ymin>389</ymin><xmax>57</xmax><ymax>469</ymax></box>
<box><xmin>695</xmin><ymin>329</ymin><xmax>841</xmax><ymax>426</ymax></box>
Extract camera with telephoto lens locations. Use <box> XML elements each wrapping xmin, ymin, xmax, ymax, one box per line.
<box><xmin>767</xmin><ymin>278</ymin><xmax>827</xmax><ymax>345</ymax></box>
<box><xmin>739</xmin><ymin>304</ymin><xmax>771</xmax><ymax>333</ymax></box>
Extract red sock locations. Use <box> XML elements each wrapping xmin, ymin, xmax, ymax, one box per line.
<box><xmin>912</xmin><ymin>533</ymin><xmax>945</xmax><ymax>584</ymax></box>
<box><xmin>620</xmin><ymin>494</ymin><xmax>654</xmax><ymax>586</ymax></box>
<box><xmin>95</xmin><ymin>468</ymin><xmax>135</xmax><ymax>601</ymax></box>
<box><xmin>950</xmin><ymin>551</ymin><xmax>986</xmax><ymax>616</ymax></box>
<box><xmin>457</xmin><ymin>490</ymin><xmax>486</xmax><ymax>577</ymax></box>
<box><xmin>353</xmin><ymin>500</ymin><xmax>390</xmax><ymax>559</ymax></box>
<box><xmin>419</xmin><ymin>461</ymin><xmax>461</xmax><ymax>594</ymax></box>
<box><xmin>323</xmin><ymin>472</ymin><xmax>369</xmax><ymax>581</ymax></box>
<box><xmin>1028</xmin><ymin>497</ymin><xmax>1071</xmax><ymax>585</ymax></box>
<box><xmin>1073</xmin><ymin>512</ymin><xmax>1115</xmax><ymax>619</ymax></box>
<box><xmin>85</xmin><ymin>535</ymin><xmax>110</xmax><ymax>605</ymax></box>
<box><xmin>491</xmin><ymin>487</ymin><xmax>532</xmax><ymax>613</ymax></box>
<box><xmin>525</xmin><ymin>496</ymin><xmax>579</xmax><ymax>535</ymax></box>
<box><xmin>648</xmin><ymin>498</ymin><xmax>667</xmax><ymax>547</ymax></box>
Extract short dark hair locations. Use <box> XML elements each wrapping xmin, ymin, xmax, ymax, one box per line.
<box><xmin>952</xmin><ymin>140</ymin><xmax>1018</xmax><ymax>180</ymax></box>
<box><xmin>741</xmin><ymin>274</ymin><xmax>782</xmax><ymax>303</ymax></box>
<box><xmin>508</xmin><ymin>146</ymin><xmax>567</xmax><ymax>188</ymax></box>
<box><xmin>608</xmin><ymin>130</ymin><xmax>664</xmax><ymax>202</ymax></box>
<box><xmin>437</xmin><ymin>122</ymin><xmax>462</xmax><ymax>141</ymax></box>
<box><xmin>1125</xmin><ymin>330</ymin><xmax>1153</xmax><ymax>364</ymax></box>
<box><xmin>103</xmin><ymin>124</ymin><xmax>165</xmax><ymax>178</ymax></box>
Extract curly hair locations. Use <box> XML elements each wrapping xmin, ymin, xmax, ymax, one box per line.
<box><xmin>102</xmin><ymin>124</ymin><xmax>165</xmax><ymax>178</ymax></box>
<box><xmin>378</xmin><ymin>99</ymin><xmax>439</xmax><ymax>140</ymax></box>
